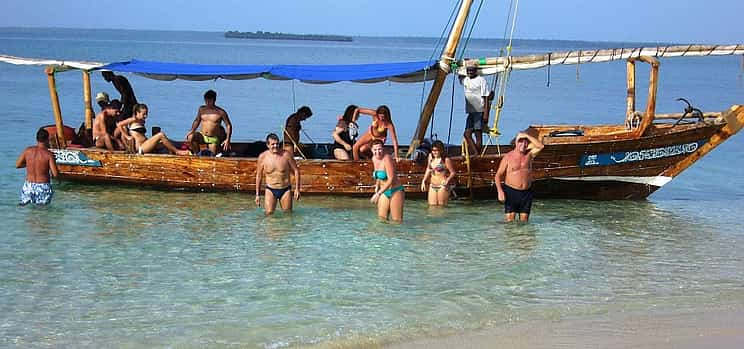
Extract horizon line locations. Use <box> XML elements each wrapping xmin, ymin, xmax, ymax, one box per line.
<box><xmin>0</xmin><ymin>26</ymin><xmax>674</xmax><ymax>46</ymax></box>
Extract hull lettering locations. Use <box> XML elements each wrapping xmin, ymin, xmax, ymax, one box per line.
<box><xmin>52</xmin><ymin>149</ymin><xmax>102</xmax><ymax>167</ymax></box>
<box><xmin>580</xmin><ymin>140</ymin><xmax>707</xmax><ymax>167</ymax></box>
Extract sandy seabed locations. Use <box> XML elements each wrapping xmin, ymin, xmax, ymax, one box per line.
<box><xmin>384</xmin><ymin>305</ymin><xmax>744</xmax><ymax>349</ymax></box>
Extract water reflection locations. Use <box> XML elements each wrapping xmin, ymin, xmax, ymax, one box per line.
<box><xmin>503</xmin><ymin>223</ymin><xmax>538</xmax><ymax>255</ymax></box>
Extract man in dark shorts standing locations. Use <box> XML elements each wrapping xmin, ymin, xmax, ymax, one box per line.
<box><xmin>495</xmin><ymin>132</ymin><xmax>544</xmax><ymax>222</ymax></box>
<box><xmin>459</xmin><ymin>61</ymin><xmax>490</xmax><ymax>155</ymax></box>
<box><xmin>16</xmin><ymin>128</ymin><xmax>59</xmax><ymax>206</ymax></box>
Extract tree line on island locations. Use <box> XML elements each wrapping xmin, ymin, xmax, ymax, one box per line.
<box><xmin>224</xmin><ymin>30</ymin><xmax>352</xmax><ymax>42</ymax></box>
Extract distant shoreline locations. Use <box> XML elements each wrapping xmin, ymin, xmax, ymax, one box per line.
<box><xmin>224</xmin><ymin>30</ymin><xmax>352</xmax><ymax>42</ymax></box>
<box><xmin>0</xmin><ymin>27</ymin><xmax>673</xmax><ymax>46</ymax></box>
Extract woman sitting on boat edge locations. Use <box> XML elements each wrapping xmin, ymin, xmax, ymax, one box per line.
<box><xmin>370</xmin><ymin>139</ymin><xmax>404</xmax><ymax>222</ymax></box>
<box><xmin>331</xmin><ymin>104</ymin><xmax>360</xmax><ymax>160</ymax></box>
<box><xmin>352</xmin><ymin>105</ymin><xmax>399</xmax><ymax>161</ymax></box>
<box><xmin>421</xmin><ymin>140</ymin><xmax>456</xmax><ymax>206</ymax></box>
<box><xmin>117</xmin><ymin>103</ymin><xmax>191</xmax><ymax>156</ymax></box>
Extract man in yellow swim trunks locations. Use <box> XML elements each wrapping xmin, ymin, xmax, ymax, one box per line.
<box><xmin>185</xmin><ymin>90</ymin><xmax>233</xmax><ymax>156</ymax></box>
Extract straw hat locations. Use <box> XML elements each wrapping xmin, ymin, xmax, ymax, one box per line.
<box><xmin>95</xmin><ymin>91</ymin><xmax>110</xmax><ymax>104</ymax></box>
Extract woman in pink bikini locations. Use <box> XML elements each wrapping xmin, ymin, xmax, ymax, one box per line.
<box><xmin>420</xmin><ymin>140</ymin><xmax>456</xmax><ymax>206</ymax></box>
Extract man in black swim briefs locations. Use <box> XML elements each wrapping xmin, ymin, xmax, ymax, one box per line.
<box><xmin>494</xmin><ymin>131</ymin><xmax>544</xmax><ymax>222</ymax></box>
<box><xmin>255</xmin><ymin>133</ymin><xmax>301</xmax><ymax>215</ymax></box>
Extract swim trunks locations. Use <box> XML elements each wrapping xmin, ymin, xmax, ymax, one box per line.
<box><xmin>19</xmin><ymin>181</ymin><xmax>53</xmax><ymax>205</ymax></box>
<box><xmin>267</xmin><ymin>185</ymin><xmax>291</xmax><ymax>200</ymax></box>
<box><xmin>503</xmin><ymin>184</ymin><xmax>533</xmax><ymax>214</ymax></box>
<box><xmin>198</xmin><ymin>131</ymin><xmax>219</xmax><ymax>145</ymax></box>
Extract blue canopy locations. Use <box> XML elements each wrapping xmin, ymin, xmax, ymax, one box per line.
<box><xmin>99</xmin><ymin>59</ymin><xmax>439</xmax><ymax>84</ymax></box>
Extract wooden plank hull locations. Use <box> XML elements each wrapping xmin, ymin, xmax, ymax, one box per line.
<box><xmin>53</xmin><ymin>105</ymin><xmax>744</xmax><ymax>200</ymax></box>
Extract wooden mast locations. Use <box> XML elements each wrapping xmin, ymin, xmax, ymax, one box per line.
<box><xmin>45</xmin><ymin>66</ymin><xmax>66</xmax><ymax>148</ymax></box>
<box><xmin>408</xmin><ymin>0</ymin><xmax>474</xmax><ymax>156</ymax></box>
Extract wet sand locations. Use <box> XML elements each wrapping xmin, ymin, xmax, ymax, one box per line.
<box><xmin>385</xmin><ymin>305</ymin><xmax>744</xmax><ymax>349</ymax></box>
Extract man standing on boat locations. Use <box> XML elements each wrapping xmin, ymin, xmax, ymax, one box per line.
<box><xmin>495</xmin><ymin>132</ymin><xmax>544</xmax><ymax>222</ymax></box>
<box><xmin>255</xmin><ymin>133</ymin><xmax>301</xmax><ymax>215</ymax></box>
<box><xmin>101</xmin><ymin>71</ymin><xmax>137</xmax><ymax>119</ymax></box>
<box><xmin>283</xmin><ymin>106</ymin><xmax>313</xmax><ymax>154</ymax></box>
<box><xmin>460</xmin><ymin>61</ymin><xmax>490</xmax><ymax>155</ymax></box>
<box><xmin>16</xmin><ymin>128</ymin><xmax>59</xmax><ymax>206</ymax></box>
<box><xmin>185</xmin><ymin>90</ymin><xmax>233</xmax><ymax>156</ymax></box>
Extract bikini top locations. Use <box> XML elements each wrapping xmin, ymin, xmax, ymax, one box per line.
<box><xmin>129</xmin><ymin>122</ymin><xmax>146</xmax><ymax>134</ymax></box>
<box><xmin>372</xmin><ymin>169</ymin><xmax>388</xmax><ymax>181</ymax></box>
<box><xmin>370</xmin><ymin>120</ymin><xmax>388</xmax><ymax>139</ymax></box>
<box><xmin>429</xmin><ymin>159</ymin><xmax>447</xmax><ymax>174</ymax></box>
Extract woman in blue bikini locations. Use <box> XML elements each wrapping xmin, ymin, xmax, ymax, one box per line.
<box><xmin>420</xmin><ymin>140</ymin><xmax>456</xmax><ymax>206</ymax></box>
<box><xmin>369</xmin><ymin>139</ymin><xmax>404</xmax><ymax>222</ymax></box>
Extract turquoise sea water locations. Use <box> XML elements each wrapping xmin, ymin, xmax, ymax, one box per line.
<box><xmin>1</xmin><ymin>29</ymin><xmax>743</xmax><ymax>348</ymax></box>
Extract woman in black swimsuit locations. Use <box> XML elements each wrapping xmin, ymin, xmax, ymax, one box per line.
<box><xmin>331</xmin><ymin>105</ymin><xmax>359</xmax><ymax>160</ymax></box>
<box><xmin>117</xmin><ymin>104</ymin><xmax>190</xmax><ymax>155</ymax></box>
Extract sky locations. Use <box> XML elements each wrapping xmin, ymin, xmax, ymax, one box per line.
<box><xmin>1</xmin><ymin>0</ymin><xmax>742</xmax><ymax>43</ymax></box>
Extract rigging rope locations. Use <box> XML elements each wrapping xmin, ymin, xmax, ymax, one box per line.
<box><xmin>283</xmin><ymin>126</ymin><xmax>308</xmax><ymax>160</ymax></box>
<box><xmin>447</xmin><ymin>72</ymin><xmax>457</xmax><ymax>146</ymax></box>
<box><xmin>483</xmin><ymin>0</ymin><xmax>519</xmax><ymax>155</ymax></box>
<box><xmin>291</xmin><ymin>79</ymin><xmax>296</xmax><ymax>111</ymax></box>
<box><xmin>456</xmin><ymin>0</ymin><xmax>486</xmax><ymax>61</ymax></box>
<box><xmin>546</xmin><ymin>52</ymin><xmax>552</xmax><ymax>87</ymax></box>
<box><xmin>421</xmin><ymin>0</ymin><xmax>461</xmax><ymax>141</ymax></box>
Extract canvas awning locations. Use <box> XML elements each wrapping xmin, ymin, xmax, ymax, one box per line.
<box><xmin>98</xmin><ymin>59</ymin><xmax>439</xmax><ymax>84</ymax></box>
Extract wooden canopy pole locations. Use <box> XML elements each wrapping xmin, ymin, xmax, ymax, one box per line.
<box><xmin>82</xmin><ymin>70</ymin><xmax>94</xmax><ymax>131</ymax></box>
<box><xmin>629</xmin><ymin>56</ymin><xmax>659</xmax><ymax>137</ymax></box>
<box><xmin>625</xmin><ymin>59</ymin><xmax>636</xmax><ymax>122</ymax></box>
<box><xmin>407</xmin><ymin>0</ymin><xmax>474</xmax><ymax>156</ymax></box>
<box><xmin>45</xmin><ymin>66</ymin><xmax>66</xmax><ymax>148</ymax></box>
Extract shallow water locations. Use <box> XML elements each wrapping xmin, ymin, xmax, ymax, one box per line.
<box><xmin>1</xmin><ymin>28</ymin><xmax>743</xmax><ymax>348</ymax></box>
<box><xmin>1</xmin><ymin>185</ymin><xmax>743</xmax><ymax>348</ymax></box>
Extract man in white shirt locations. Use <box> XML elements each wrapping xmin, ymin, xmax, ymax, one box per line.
<box><xmin>460</xmin><ymin>62</ymin><xmax>490</xmax><ymax>155</ymax></box>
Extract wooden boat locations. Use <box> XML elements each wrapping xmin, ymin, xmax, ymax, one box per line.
<box><xmin>3</xmin><ymin>0</ymin><xmax>744</xmax><ymax>200</ymax></box>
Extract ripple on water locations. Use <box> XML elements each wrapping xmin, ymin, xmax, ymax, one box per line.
<box><xmin>1</xmin><ymin>182</ymin><xmax>743</xmax><ymax>347</ymax></box>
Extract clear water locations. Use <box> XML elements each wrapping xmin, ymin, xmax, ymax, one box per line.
<box><xmin>1</xmin><ymin>28</ymin><xmax>743</xmax><ymax>348</ymax></box>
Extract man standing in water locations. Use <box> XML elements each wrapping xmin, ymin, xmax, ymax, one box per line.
<box><xmin>255</xmin><ymin>133</ymin><xmax>301</xmax><ymax>215</ymax></box>
<box><xmin>185</xmin><ymin>90</ymin><xmax>233</xmax><ymax>155</ymax></box>
<box><xmin>495</xmin><ymin>132</ymin><xmax>544</xmax><ymax>222</ymax></box>
<box><xmin>16</xmin><ymin>128</ymin><xmax>59</xmax><ymax>206</ymax></box>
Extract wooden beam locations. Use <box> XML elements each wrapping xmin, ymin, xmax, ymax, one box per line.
<box><xmin>465</xmin><ymin>44</ymin><xmax>744</xmax><ymax>74</ymax></box>
<box><xmin>634</xmin><ymin>56</ymin><xmax>659</xmax><ymax>137</ymax></box>
<box><xmin>45</xmin><ymin>66</ymin><xmax>66</xmax><ymax>148</ymax></box>
<box><xmin>626</xmin><ymin>59</ymin><xmax>636</xmax><ymax>120</ymax></box>
<box><xmin>662</xmin><ymin>105</ymin><xmax>744</xmax><ymax>177</ymax></box>
<box><xmin>408</xmin><ymin>0</ymin><xmax>474</xmax><ymax>156</ymax></box>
